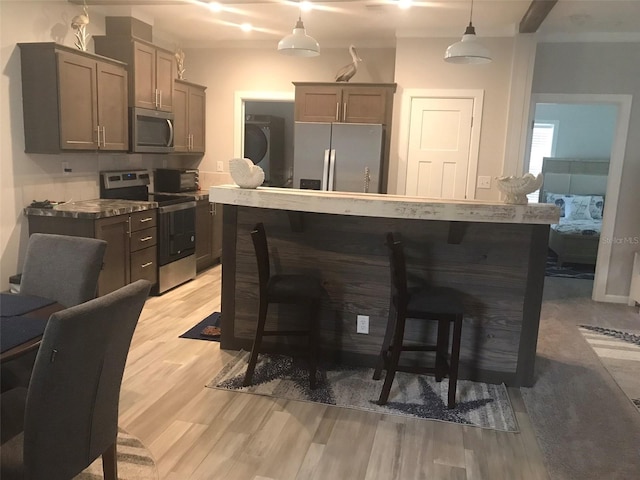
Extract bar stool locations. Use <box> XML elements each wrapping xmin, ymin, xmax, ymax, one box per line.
<box><xmin>373</xmin><ymin>232</ymin><xmax>464</xmax><ymax>409</ymax></box>
<box><xmin>243</xmin><ymin>223</ymin><xmax>324</xmax><ymax>389</ymax></box>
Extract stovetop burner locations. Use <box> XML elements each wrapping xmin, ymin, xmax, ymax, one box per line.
<box><xmin>99</xmin><ymin>170</ymin><xmax>196</xmax><ymax>207</ymax></box>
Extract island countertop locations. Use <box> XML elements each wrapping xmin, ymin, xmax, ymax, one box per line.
<box><xmin>209</xmin><ymin>185</ymin><xmax>559</xmax><ymax>224</ymax></box>
<box><xmin>216</xmin><ymin>186</ymin><xmax>556</xmax><ymax>387</ymax></box>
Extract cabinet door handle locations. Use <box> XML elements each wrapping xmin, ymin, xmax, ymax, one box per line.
<box><xmin>139</xmin><ymin>236</ymin><xmax>153</xmax><ymax>242</ymax></box>
<box><xmin>154</xmin><ymin>89</ymin><xmax>159</xmax><ymax>108</ymax></box>
<box><xmin>139</xmin><ymin>217</ymin><xmax>153</xmax><ymax>223</ymax></box>
<box><xmin>141</xmin><ymin>262</ymin><xmax>153</xmax><ymax>268</ymax></box>
<box><xmin>96</xmin><ymin>125</ymin><xmax>101</xmax><ymax>147</ymax></box>
<box><xmin>335</xmin><ymin>102</ymin><xmax>340</xmax><ymax>121</ymax></box>
<box><xmin>159</xmin><ymin>90</ymin><xmax>163</xmax><ymax>109</ymax></box>
<box><xmin>127</xmin><ymin>217</ymin><xmax>132</xmax><ymax>237</ymax></box>
<box><xmin>343</xmin><ymin>103</ymin><xmax>347</xmax><ymax>121</ymax></box>
<box><xmin>101</xmin><ymin>126</ymin><xmax>106</xmax><ymax>147</ymax></box>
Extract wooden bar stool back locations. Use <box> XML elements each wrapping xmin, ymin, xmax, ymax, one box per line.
<box><xmin>373</xmin><ymin>232</ymin><xmax>464</xmax><ymax>409</ymax></box>
<box><xmin>243</xmin><ymin>223</ymin><xmax>323</xmax><ymax>389</ymax></box>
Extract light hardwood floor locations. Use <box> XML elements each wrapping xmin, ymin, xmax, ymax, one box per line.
<box><xmin>119</xmin><ymin>266</ymin><xmax>550</xmax><ymax>480</ymax></box>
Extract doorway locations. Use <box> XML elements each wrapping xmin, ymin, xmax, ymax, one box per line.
<box><xmin>398</xmin><ymin>89</ymin><xmax>484</xmax><ymax>199</ymax></box>
<box><xmin>525</xmin><ymin>94</ymin><xmax>632</xmax><ymax>303</ymax></box>
<box><xmin>405</xmin><ymin>97</ymin><xmax>474</xmax><ymax>198</ymax></box>
<box><xmin>233</xmin><ymin>91</ymin><xmax>295</xmax><ymax>187</ymax></box>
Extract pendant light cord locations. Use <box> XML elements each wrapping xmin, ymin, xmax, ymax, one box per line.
<box><xmin>469</xmin><ymin>0</ymin><xmax>474</xmax><ymax>26</ymax></box>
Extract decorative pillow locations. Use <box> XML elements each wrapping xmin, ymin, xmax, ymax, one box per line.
<box><xmin>565</xmin><ymin>195</ymin><xmax>593</xmax><ymax>221</ymax></box>
<box><xmin>546</xmin><ymin>193</ymin><xmax>568</xmax><ymax>217</ymax></box>
<box><xmin>590</xmin><ymin>195</ymin><xmax>605</xmax><ymax>220</ymax></box>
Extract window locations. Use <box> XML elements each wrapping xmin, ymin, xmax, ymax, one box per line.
<box><xmin>527</xmin><ymin>121</ymin><xmax>557</xmax><ymax>203</ymax></box>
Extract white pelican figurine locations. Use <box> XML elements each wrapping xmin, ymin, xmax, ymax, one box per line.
<box><xmin>335</xmin><ymin>45</ymin><xmax>362</xmax><ymax>83</ymax></box>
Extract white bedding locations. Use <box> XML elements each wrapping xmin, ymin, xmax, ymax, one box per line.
<box><xmin>551</xmin><ymin>218</ymin><xmax>602</xmax><ymax>236</ymax></box>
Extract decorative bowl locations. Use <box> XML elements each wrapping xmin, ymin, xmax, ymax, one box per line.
<box><xmin>495</xmin><ymin>173</ymin><xmax>543</xmax><ymax>205</ymax></box>
<box><xmin>229</xmin><ymin>157</ymin><xmax>265</xmax><ymax>189</ymax></box>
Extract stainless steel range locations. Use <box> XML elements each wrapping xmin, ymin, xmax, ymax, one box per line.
<box><xmin>100</xmin><ymin>170</ymin><xmax>196</xmax><ymax>294</ymax></box>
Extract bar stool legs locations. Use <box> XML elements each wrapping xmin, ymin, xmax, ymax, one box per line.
<box><xmin>374</xmin><ymin>232</ymin><xmax>465</xmax><ymax>409</ymax></box>
<box><xmin>243</xmin><ymin>298</ymin><xmax>269</xmax><ymax>387</ymax></box>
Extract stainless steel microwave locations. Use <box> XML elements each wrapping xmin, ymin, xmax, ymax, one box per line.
<box><xmin>130</xmin><ymin>107</ymin><xmax>174</xmax><ymax>153</ymax></box>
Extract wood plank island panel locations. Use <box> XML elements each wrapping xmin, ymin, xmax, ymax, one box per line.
<box><xmin>219</xmin><ymin>204</ymin><xmax>550</xmax><ymax>387</ymax></box>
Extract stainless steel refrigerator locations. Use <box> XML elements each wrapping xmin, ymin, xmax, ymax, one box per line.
<box><xmin>293</xmin><ymin>122</ymin><xmax>384</xmax><ymax>193</ymax></box>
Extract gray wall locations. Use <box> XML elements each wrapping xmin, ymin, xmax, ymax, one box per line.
<box><xmin>534</xmin><ymin>103</ymin><xmax>616</xmax><ymax>158</ymax></box>
<box><xmin>533</xmin><ymin>42</ymin><xmax>640</xmax><ymax>297</ymax></box>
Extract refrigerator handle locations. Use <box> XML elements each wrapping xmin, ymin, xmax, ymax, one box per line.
<box><xmin>328</xmin><ymin>149</ymin><xmax>336</xmax><ymax>191</ymax></box>
<box><xmin>322</xmin><ymin>149</ymin><xmax>330</xmax><ymax>191</ymax></box>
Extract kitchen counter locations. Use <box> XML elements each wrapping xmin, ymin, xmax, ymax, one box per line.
<box><xmin>24</xmin><ymin>199</ymin><xmax>157</xmax><ymax>219</ymax></box>
<box><xmin>154</xmin><ymin>190</ymin><xmax>209</xmax><ymax>201</ymax></box>
<box><xmin>209</xmin><ymin>185</ymin><xmax>559</xmax><ymax>225</ymax></box>
<box><xmin>212</xmin><ymin>186</ymin><xmax>557</xmax><ymax>387</ymax></box>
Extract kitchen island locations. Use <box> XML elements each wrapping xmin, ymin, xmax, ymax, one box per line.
<box><xmin>209</xmin><ymin>185</ymin><xmax>559</xmax><ymax>386</ymax></box>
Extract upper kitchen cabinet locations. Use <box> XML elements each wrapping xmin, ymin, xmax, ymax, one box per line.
<box><xmin>18</xmin><ymin>43</ymin><xmax>128</xmax><ymax>153</ymax></box>
<box><xmin>94</xmin><ymin>37</ymin><xmax>175</xmax><ymax>112</ymax></box>
<box><xmin>293</xmin><ymin>82</ymin><xmax>396</xmax><ymax>125</ymax></box>
<box><xmin>174</xmin><ymin>80</ymin><xmax>206</xmax><ymax>153</ymax></box>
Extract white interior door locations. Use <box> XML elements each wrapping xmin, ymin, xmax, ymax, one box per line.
<box><xmin>405</xmin><ymin>97</ymin><xmax>474</xmax><ymax>198</ymax></box>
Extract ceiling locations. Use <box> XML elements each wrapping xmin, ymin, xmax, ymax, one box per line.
<box><xmin>71</xmin><ymin>1</ymin><xmax>640</xmax><ymax>49</ymax></box>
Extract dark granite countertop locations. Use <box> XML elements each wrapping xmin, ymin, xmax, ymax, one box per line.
<box><xmin>24</xmin><ymin>199</ymin><xmax>158</xmax><ymax>219</ymax></box>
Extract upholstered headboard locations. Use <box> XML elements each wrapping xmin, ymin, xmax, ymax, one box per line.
<box><xmin>539</xmin><ymin>157</ymin><xmax>609</xmax><ymax>202</ymax></box>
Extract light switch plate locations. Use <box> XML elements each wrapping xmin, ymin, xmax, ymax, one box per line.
<box><xmin>217</xmin><ymin>161</ymin><xmax>224</xmax><ymax>172</ymax></box>
<box><xmin>478</xmin><ymin>176</ymin><xmax>491</xmax><ymax>189</ymax></box>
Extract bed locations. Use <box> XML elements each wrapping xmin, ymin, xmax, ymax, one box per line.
<box><xmin>539</xmin><ymin>157</ymin><xmax>609</xmax><ymax>267</ymax></box>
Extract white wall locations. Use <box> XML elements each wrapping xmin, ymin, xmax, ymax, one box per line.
<box><xmin>390</xmin><ymin>36</ymin><xmax>519</xmax><ymax>199</ymax></box>
<box><xmin>0</xmin><ymin>1</ymin><xmax>396</xmax><ymax>291</ymax></box>
<box><xmin>0</xmin><ymin>1</ymin><xmax>180</xmax><ymax>290</ymax></box>
<box><xmin>534</xmin><ymin>103</ymin><xmax>616</xmax><ymax>158</ymax></box>
<box><xmin>533</xmin><ymin>42</ymin><xmax>640</xmax><ymax>297</ymax></box>
<box><xmin>182</xmin><ymin>46</ymin><xmax>396</xmax><ymax>188</ymax></box>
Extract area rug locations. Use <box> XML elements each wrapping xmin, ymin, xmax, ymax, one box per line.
<box><xmin>207</xmin><ymin>350</ymin><xmax>518</xmax><ymax>432</ymax></box>
<box><xmin>579</xmin><ymin>325</ymin><xmax>640</xmax><ymax>412</ymax></box>
<box><xmin>179</xmin><ymin>312</ymin><xmax>221</xmax><ymax>342</ymax></box>
<box><xmin>76</xmin><ymin>428</ymin><xmax>158</xmax><ymax>479</ymax></box>
<box><xmin>545</xmin><ymin>252</ymin><xmax>595</xmax><ymax>280</ymax></box>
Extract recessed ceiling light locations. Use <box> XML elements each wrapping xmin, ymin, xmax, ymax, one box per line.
<box><xmin>207</xmin><ymin>2</ymin><xmax>222</xmax><ymax>13</ymax></box>
<box><xmin>240</xmin><ymin>23</ymin><xmax>253</xmax><ymax>32</ymax></box>
<box><xmin>300</xmin><ymin>1</ymin><xmax>313</xmax><ymax>12</ymax></box>
<box><xmin>397</xmin><ymin>0</ymin><xmax>412</xmax><ymax>9</ymax></box>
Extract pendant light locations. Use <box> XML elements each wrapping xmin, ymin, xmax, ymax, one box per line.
<box><xmin>278</xmin><ymin>15</ymin><xmax>320</xmax><ymax>57</ymax></box>
<box><xmin>444</xmin><ymin>0</ymin><xmax>491</xmax><ymax>64</ymax></box>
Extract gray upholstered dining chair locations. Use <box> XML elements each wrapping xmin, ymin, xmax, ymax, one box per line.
<box><xmin>0</xmin><ymin>280</ymin><xmax>151</xmax><ymax>480</ymax></box>
<box><xmin>20</xmin><ymin>233</ymin><xmax>107</xmax><ymax>308</ymax></box>
<box><xmin>1</xmin><ymin>233</ymin><xmax>108</xmax><ymax>393</ymax></box>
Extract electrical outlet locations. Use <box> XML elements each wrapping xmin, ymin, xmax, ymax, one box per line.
<box><xmin>217</xmin><ymin>161</ymin><xmax>224</xmax><ymax>172</ymax></box>
<box><xmin>61</xmin><ymin>161</ymin><xmax>71</xmax><ymax>175</ymax></box>
<box><xmin>356</xmin><ymin>315</ymin><xmax>369</xmax><ymax>334</ymax></box>
<box><xmin>477</xmin><ymin>176</ymin><xmax>491</xmax><ymax>189</ymax></box>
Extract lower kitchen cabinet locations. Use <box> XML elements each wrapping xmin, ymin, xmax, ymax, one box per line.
<box><xmin>128</xmin><ymin>210</ymin><xmax>157</xmax><ymax>286</ymax></box>
<box><xmin>94</xmin><ymin>215</ymin><xmax>130</xmax><ymax>295</ymax></box>
<box><xmin>26</xmin><ymin>209</ymin><xmax>157</xmax><ymax>296</ymax></box>
<box><xmin>195</xmin><ymin>199</ymin><xmax>222</xmax><ymax>272</ymax></box>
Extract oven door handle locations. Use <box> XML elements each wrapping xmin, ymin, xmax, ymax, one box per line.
<box><xmin>158</xmin><ymin>201</ymin><xmax>196</xmax><ymax>214</ymax></box>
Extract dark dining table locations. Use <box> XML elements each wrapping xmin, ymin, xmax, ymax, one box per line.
<box><xmin>0</xmin><ymin>292</ymin><xmax>64</xmax><ymax>363</ymax></box>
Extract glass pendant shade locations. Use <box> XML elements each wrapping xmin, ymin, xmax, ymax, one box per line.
<box><xmin>278</xmin><ymin>17</ymin><xmax>320</xmax><ymax>57</ymax></box>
